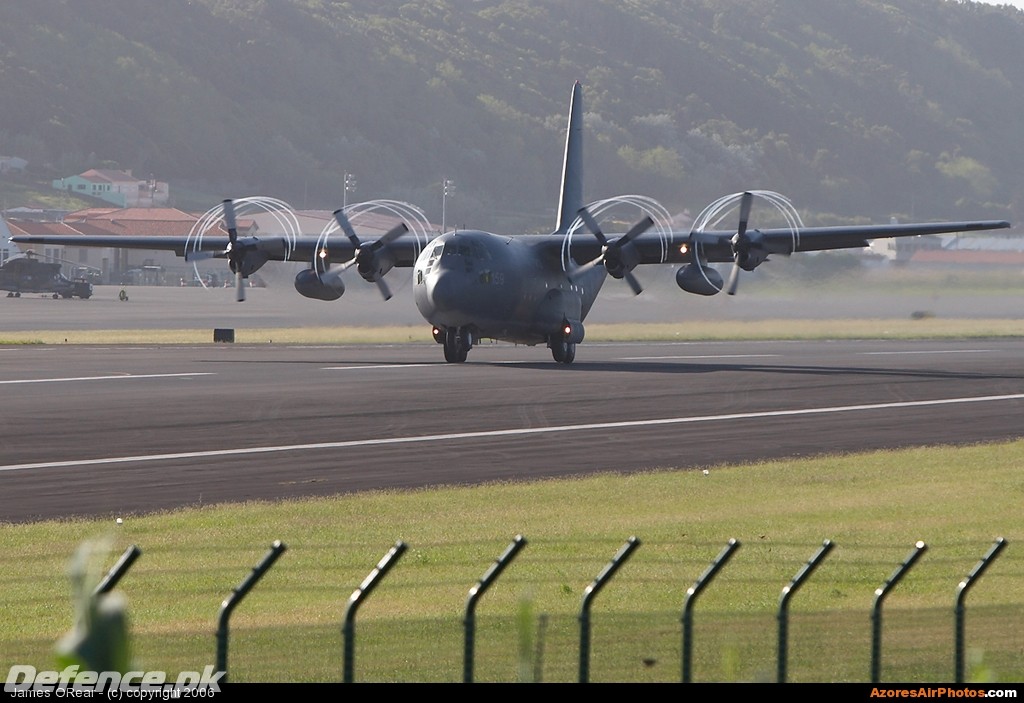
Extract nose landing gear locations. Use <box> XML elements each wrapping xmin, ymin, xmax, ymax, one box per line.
<box><xmin>438</xmin><ymin>326</ymin><xmax>472</xmax><ymax>363</ymax></box>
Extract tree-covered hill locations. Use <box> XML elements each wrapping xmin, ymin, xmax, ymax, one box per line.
<box><xmin>1</xmin><ymin>0</ymin><xmax>1022</xmax><ymax>232</ymax></box>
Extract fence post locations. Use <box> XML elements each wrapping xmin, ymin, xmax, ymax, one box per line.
<box><xmin>94</xmin><ymin>545</ymin><xmax>141</xmax><ymax>595</ymax></box>
<box><xmin>777</xmin><ymin>539</ymin><xmax>834</xmax><ymax>683</ymax></box>
<box><xmin>215</xmin><ymin>540</ymin><xmax>287</xmax><ymax>683</ymax></box>
<box><xmin>578</xmin><ymin>536</ymin><xmax>641</xmax><ymax>684</ymax></box>
<box><xmin>464</xmin><ymin>534</ymin><xmax>527</xmax><ymax>683</ymax></box>
<box><xmin>534</xmin><ymin>613</ymin><xmax>549</xmax><ymax>684</ymax></box>
<box><xmin>343</xmin><ymin>540</ymin><xmax>407</xmax><ymax>683</ymax></box>
<box><xmin>681</xmin><ymin>538</ymin><xmax>740</xmax><ymax>683</ymax></box>
<box><xmin>955</xmin><ymin>537</ymin><xmax>1007</xmax><ymax>683</ymax></box>
<box><xmin>872</xmin><ymin>541</ymin><xmax>927</xmax><ymax>683</ymax></box>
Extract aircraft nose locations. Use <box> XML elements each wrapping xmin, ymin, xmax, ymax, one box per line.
<box><xmin>426</xmin><ymin>269</ymin><xmax>460</xmax><ymax>310</ymax></box>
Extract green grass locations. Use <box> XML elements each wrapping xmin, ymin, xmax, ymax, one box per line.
<box><xmin>0</xmin><ymin>317</ymin><xmax>1022</xmax><ymax>346</ymax></box>
<box><xmin>3</xmin><ymin>441</ymin><xmax>1022</xmax><ymax>683</ymax></box>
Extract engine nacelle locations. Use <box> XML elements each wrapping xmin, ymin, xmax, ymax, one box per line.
<box><xmin>736</xmin><ymin>249</ymin><xmax>769</xmax><ymax>272</ymax></box>
<box><xmin>228</xmin><ymin>247</ymin><xmax>271</xmax><ymax>277</ymax></box>
<box><xmin>733</xmin><ymin>230</ymin><xmax>770</xmax><ymax>271</ymax></box>
<box><xmin>357</xmin><ymin>247</ymin><xmax>396</xmax><ymax>284</ymax></box>
<box><xmin>294</xmin><ymin>268</ymin><xmax>345</xmax><ymax>301</ymax></box>
<box><xmin>604</xmin><ymin>244</ymin><xmax>641</xmax><ymax>280</ymax></box>
<box><xmin>676</xmin><ymin>263</ymin><xmax>724</xmax><ymax>296</ymax></box>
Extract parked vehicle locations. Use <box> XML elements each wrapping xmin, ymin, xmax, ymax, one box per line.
<box><xmin>0</xmin><ymin>253</ymin><xmax>92</xmax><ymax>299</ymax></box>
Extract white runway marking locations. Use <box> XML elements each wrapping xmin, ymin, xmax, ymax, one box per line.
<box><xmin>620</xmin><ymin>354</ymin><xmax>779</xmax><ymax>360</ymax></box>
<box><xmin>323</xmin><ymin>363</ymin><xmax>436</xmax><ymax>370</ymax></box>
<box><xmin>2</xmin><ymin>392</ymin><xmax>1022</xmax><ymax>473</ymax></box>
<box><xmin>0</xmin><ymin>372</ymin><xmax>215</xmax><ymax>385</ymax></box>
<box><xmin>862</xmin><ymin>349</ymin><xmax>995</xmax><ymax>356</ymax></box>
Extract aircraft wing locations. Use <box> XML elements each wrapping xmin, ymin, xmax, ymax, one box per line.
<box><xmin>7</xmin><ymin>233</ymin><xmax>424</xmax><ymax>267</ymax></box>
<box><xmin>10</xmin><ymin>234</ymin><xmax>243</xmax><ymax>258</ymax></box>
<box><xmin>565</xmin><ymin>199</ymin><xmax>1011</xmax><ymax>269</ymax></box>
<box><xmin>679</xmin><ymin>219</ymin><xmax>1012</xmax><ymax>264</ymax></box>
<box><xmin>563</xmin><ymin>211</ymin><xmax>1011</xmax><ymax>298</ymax></box>
<box><xmin>9</xmin><ymin>225</ymin><xmax>428</xmax><ymax>302</ymax></box>
<box><xmin>13</xmin><ymin>219</ymin><xmax>1012</xmax><ymax>267</ymax></box>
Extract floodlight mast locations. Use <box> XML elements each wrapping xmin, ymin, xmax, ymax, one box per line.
<box><xmin>343</xmin><ymin>172</ymin><xmax>356</xmax><ymax>209</ymax></box>
<box><xmin>442</xmin><ymin>178</ymin><xmax>455</xmax><ymax>233</ymax></box>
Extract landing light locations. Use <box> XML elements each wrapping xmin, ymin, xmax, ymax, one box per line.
<box><xmin>563</xmin><ymin>324</ymin><xmax>572</xmax><ymax>336</ymax></box>
<box><xmin>318</xmin><ymin>248</ymin><xmax>328</xmax><ymax>259</ymax></box>
<box><xmin>679</xmin><ymin>243</ymin><xmax>689</xmax><ymax>255</ymax></box>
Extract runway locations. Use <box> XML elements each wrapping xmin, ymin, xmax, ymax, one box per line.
<box><xmin>3</xmin><ymin>259</ymin><xmax>1024</xmax><ymax>332</ymax></box>
<box><xmin>2</xmin><ymin>337</ymin><xmax>1023</xmax><ymax>523</ymax></box>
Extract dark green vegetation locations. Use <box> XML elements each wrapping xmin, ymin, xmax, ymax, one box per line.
<box><xmin>1</xmin><ymin>1</ymin><xmax>1022</xmax><ymax>230</ymax></box>
<box><xmin>3</xmin><ymin>441</ymin><xmax>1022</xmax><ymax>683</ymax></box>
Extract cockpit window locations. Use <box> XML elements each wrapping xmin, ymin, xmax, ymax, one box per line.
<box><xmin>441</xmin><ymin>238</ymin><xmax>489</xmax><ymax>261</ymax></box>
<box><xmin>429</xmin><ymin>244</ymin><xmax>443</xmax><ymax>260</ymax></box>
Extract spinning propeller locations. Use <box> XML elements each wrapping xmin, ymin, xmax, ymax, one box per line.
<box><xmin>571</xmin><ymin>207</ymin><xmax>654</xmax><ymax>295</ymax></box>
<box><xmin>184</xmin><ymin>198</ymin><xmax>248</xmax><ymax>301</ymax></box>
<box><xmin>724</xmin><ymin>191</ymin><xmax>754</xmax><ymax>296</ymax></box>
<box><xmin>329</xmin><ymin>208</ymin><xmax>409</xmax><ymax>301</ymax></box>
<box><xmin>222</xmin><ymin>198</ymin><xmax>248</xmax><ymax>301</ymax></box>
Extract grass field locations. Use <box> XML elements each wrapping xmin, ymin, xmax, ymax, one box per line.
<box><xmin>1</xmin><ymin>316</ymin><xmax>1023</xmax><ymax>346</ymax></box>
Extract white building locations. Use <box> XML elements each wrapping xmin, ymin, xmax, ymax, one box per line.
<box><xmin>52</xmin><ymin>169</ymin><xmax>170</xmax><ymax>207</ymax></box>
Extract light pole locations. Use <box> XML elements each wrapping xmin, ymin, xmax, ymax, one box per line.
<box><xmin>442</xmin><ymin>178</ymin><xmax>454</xmax><ymax>233</ymax></box>
<box><xmin>343</xmin><ymin>172</ymin><xmax>356</xmax><ymax>209</ymax></box>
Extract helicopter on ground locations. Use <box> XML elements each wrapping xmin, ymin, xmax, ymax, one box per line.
<box><xmin>0</xmin><ymin>250</ymin><xmax>94</xmax><ymax>299</ymax></box>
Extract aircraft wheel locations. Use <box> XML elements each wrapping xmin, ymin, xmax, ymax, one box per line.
<box><xmin>562</xmin><ymin>343</ymin><xmax>576</xmax><ymax>364</ymax></box>
<box><xmin>14</xmin><ymin>292</ymin><xmax>20</xmax><ymax>298</ymax></box>
<box><xmin>53</xmin><ymin>293</ymin><xmax>59</xmax><ymax>299</ymax></box>
<box><xmin>443</xmin><ymin>328</ymin><xmax>469</xmax><ymax>363</ymax></box>
<box><xmin>551</xmin><ymin>340</ymin><xmax>576</xmax><ymax>364</ymax></box>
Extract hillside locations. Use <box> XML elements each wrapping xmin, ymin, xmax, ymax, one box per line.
<box><xmin>1</xmin><ymin>0</ymin><xmax>1023</xmax><ymax>232</ymax></box>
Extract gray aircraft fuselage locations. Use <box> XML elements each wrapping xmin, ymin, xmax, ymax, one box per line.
<box><xmin>413</xmin><ymin>230</ymin><xmax>605</xmax><ymax>346</ymax></box>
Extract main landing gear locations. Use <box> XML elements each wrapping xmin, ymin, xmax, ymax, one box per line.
<box><xmin>549</xmin><ymin>339</ymin><xmax>576</xmax><ymax>364</ymax></box>
<box><xmin>439</xmin><ymin>326</ymin><xmax>473</xmax><ymax>363</ymax></box>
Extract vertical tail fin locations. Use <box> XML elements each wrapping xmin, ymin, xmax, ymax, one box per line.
<box><xmin>554</xmin><ymin>81</ymin><xmax>583</xmax><ymax>234</ymax></box>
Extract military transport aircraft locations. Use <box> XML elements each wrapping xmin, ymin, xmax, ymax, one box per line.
<box><xmin>0</xmin><ymin>251</ymin><xmax>94</xmax><ymax>299</ymax></box>
<box><xmin>10</xmin><ymin>81</ymin><xmax>1012</xmax><ymax>363</ymax></box>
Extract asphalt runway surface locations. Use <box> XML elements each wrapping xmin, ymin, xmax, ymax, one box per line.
<box><xmin>3</xmin><ymin>333</ymin><xmax>1023</xmax><ymax>523</ymax></box>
